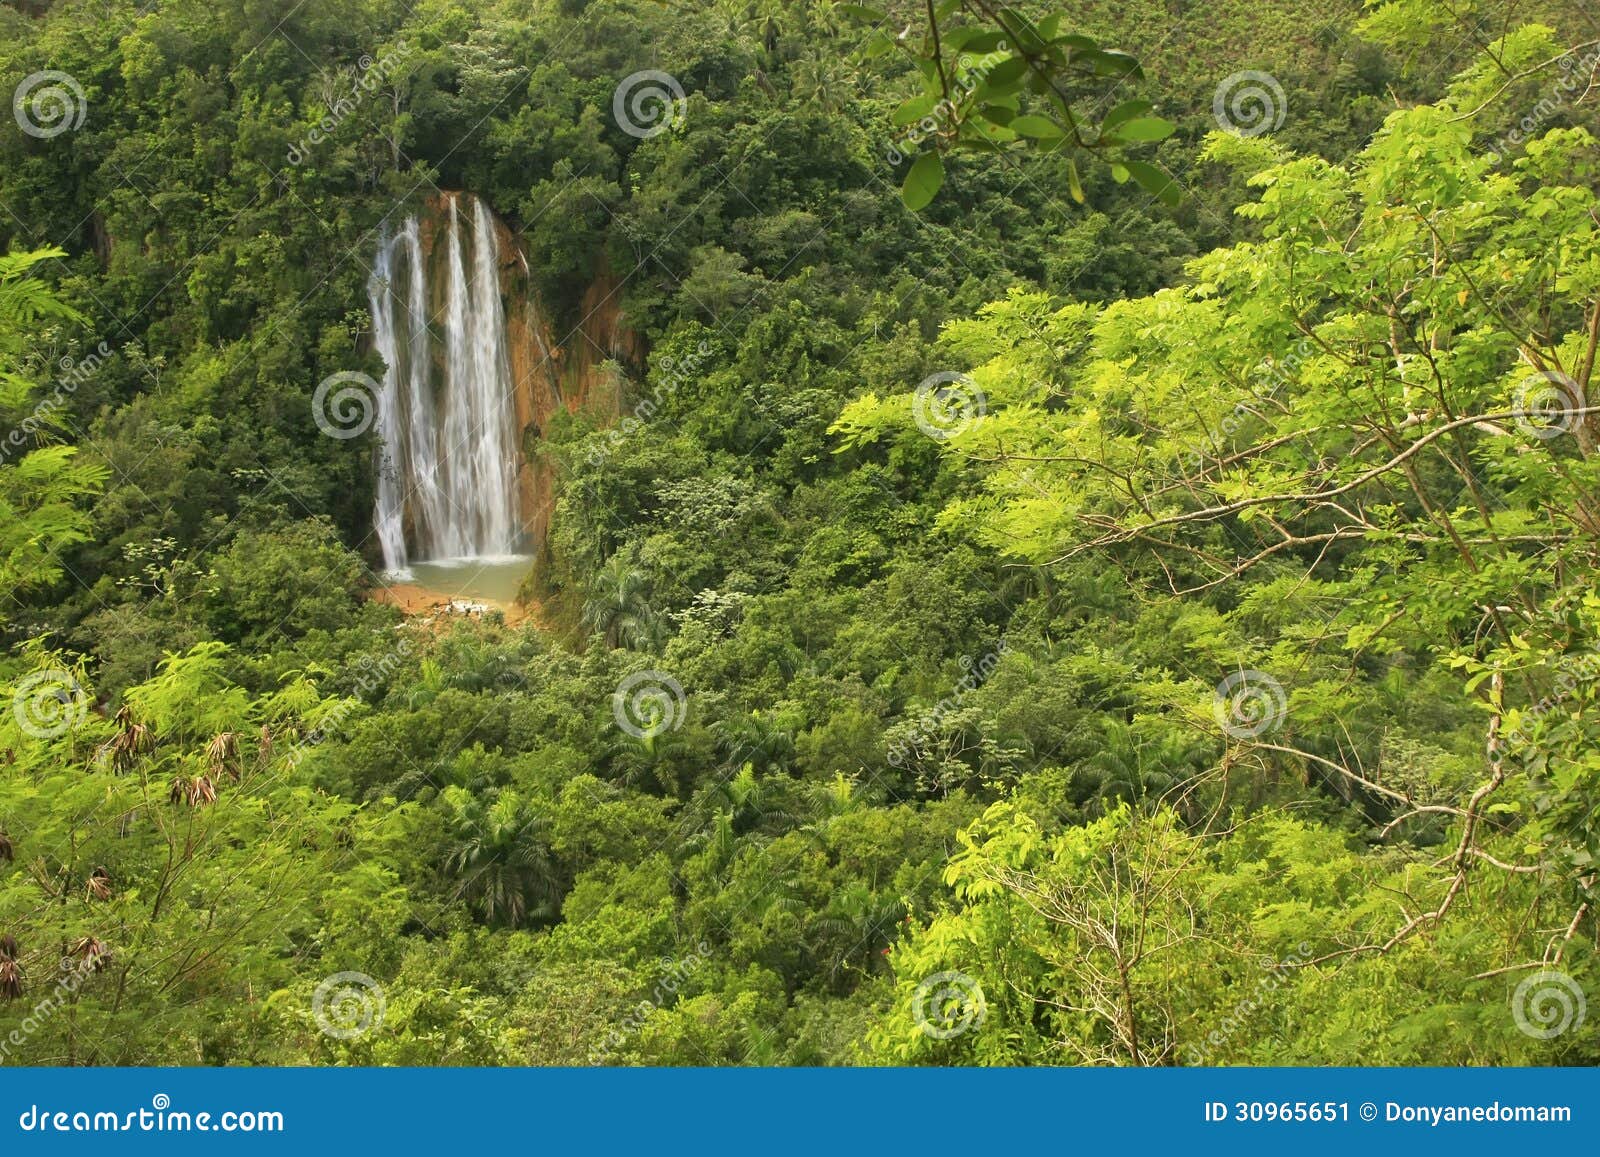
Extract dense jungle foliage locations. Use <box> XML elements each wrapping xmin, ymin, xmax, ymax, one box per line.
<box><xmin>1</xmin><ymin>0</ymin><xmax>1599</xmax><ymax>1065</ymax></box>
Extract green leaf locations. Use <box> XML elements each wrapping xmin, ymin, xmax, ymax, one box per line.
<box><xmin>1010</xmin><ymin>114</ymin><xmax>1066</xmax><ymax>140</ymax></box>
<box><xmin>961</xmin><ymin>31</ymin><xmax>1008</xmax><ymax>54</ymax></box>
<box><xmin>1108</xmin><ymin>115</ymin><xmax>1176</xmax><ymax>143</ymax></box>
<box><xmin>902</xmin><ymin>151</ymin><xmax>945</xmax><ymax>211</ymax></box>
<box><xmin>1066</xmin><ymin>157</ymin><xmax>1085</xmax><ymax>203</ymax></box>
<box><xmin>838</xmin><ymin>4</ymin><xmax>886</xmax><ymax>21</ymax></box>
<box><xmin>1075</xmin><ymin>48</ymin><xmax>1142</xmax><ymax>77</ymax></box>
<box><xmin>980</xmin><ymin>56</ymin><xmax>1028</xmax><ymax>90</ymax></box>
<box><xmin>1123</xmin><ymin>159</ymin><xmax>1180</xmax><ymax>206</ymax></box>
<box><xmin>893</xmin><ymin>94</ymin><xmax>939</xmax><ymax>126</ymax></box>
<box><xmin>942</xmin><ymin>27</ymin><xmax>982</xmax><ymax>51</ymax></box>
<box><xmin>999</xmin><ymin>10</ymin><xmax>1046</xmax><ymax>53</ymax></box>
<box><xmin>1101</xmin><ymin>99</ymin><xmax>1153</xmax><ymax>132</ymax></box>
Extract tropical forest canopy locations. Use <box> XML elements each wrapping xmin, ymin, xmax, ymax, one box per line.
<box><xmin>0</xmin><ymin>0</ymin><xmax>1598</xmax><ymax>1065</ymax></box>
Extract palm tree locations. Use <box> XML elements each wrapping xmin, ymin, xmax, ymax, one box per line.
<box><xmin>697</xmin><ymin>763</ymin><xmax>797</xmax><ymax>834</ymax></box>
<box><xmin>810</xmin><ymin>882</ymin><xmax>905</xmax><ymax>987</ymax></box>
<box><xmin>441</xmin><ymin>789</ymin><xmax>561</xmax><ymax>928</ymax></box>
<box><xmin>0</xmin><ymin>249</ymin><xmax>108</xmax><ymax>605</ymax></box>
<box><xmin>789</xmin><ymin>51</ymin><xmax>851</xmax><ymax>112</ymax></box>
<box><xmin>581</xmin><ymin>549</ymin><xmax>659</xmax><ymax>650</ymax></box>
<box><xmin>807</xmin><ymin>772</ymin><xmax>861</xmax><ymax>822</ymax></box>
<box><xmin>1078</xmin><ymin>719</ymin><xmax>1181</xmax><ymax>816</ymax></box>
<box><xmin>682</xmin><ymin>808</ymin><xmax>740</xmax><ymax>879</ymax></box>
<box><xmin>440</xmin><ymin>636</ymin><xmax>526</xmax><ymax>692</ymax></box>
<box><xmin>405</xmin><ymin>658</ymin><xmax>446</xmax><ymax>708</ymax></box>
<box><xmin>711</xmin><ymin>712</ymin><xmax>795</xmax><ymax>774</ymax></box>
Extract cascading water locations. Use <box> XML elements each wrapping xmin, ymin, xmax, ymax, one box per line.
<box><xmin>368</xmin><ymin>194</ymin><xmax>524</xmax><ymax>579</ymax></box>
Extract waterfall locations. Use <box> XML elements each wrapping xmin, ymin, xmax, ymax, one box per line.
<box><xmin>367</xmin><ymin>195</ymin><xmax>524</xmax><ymax>575</ymax></box>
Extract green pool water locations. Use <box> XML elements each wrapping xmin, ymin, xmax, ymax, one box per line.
<box><xmin>386</xmin><ymin>555</ymin><xmax>534</xmax><ymax>607</ymax></box>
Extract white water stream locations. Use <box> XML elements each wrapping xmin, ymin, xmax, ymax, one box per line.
<box><xmin>369</xmin><ymin>195</ymin><xmax>524</xmax><ymax>577</ymax></box>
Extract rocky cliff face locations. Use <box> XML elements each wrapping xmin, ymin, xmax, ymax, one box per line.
<box><xmin>413</xmin><ymin>191</ymin><xmax>638</xmax><ymax>553</ymax></box>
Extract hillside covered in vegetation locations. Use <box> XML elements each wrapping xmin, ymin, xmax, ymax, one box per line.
<box><xmin>0</xmin><ymin>0</ymin><xmax>1598</xmax><ymax>1065</ymax></box>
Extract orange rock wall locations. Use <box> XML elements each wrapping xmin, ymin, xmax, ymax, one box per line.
<box><xmin>416</xmin><ymin>191</ymin><xmax>636</xmax><ymax>552</ymax></box>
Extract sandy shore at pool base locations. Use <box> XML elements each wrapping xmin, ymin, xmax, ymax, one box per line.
<box><xmin>369</xmin><ymin>580</ymin><xmax>536</xmax><ymax>627</ymax></box>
